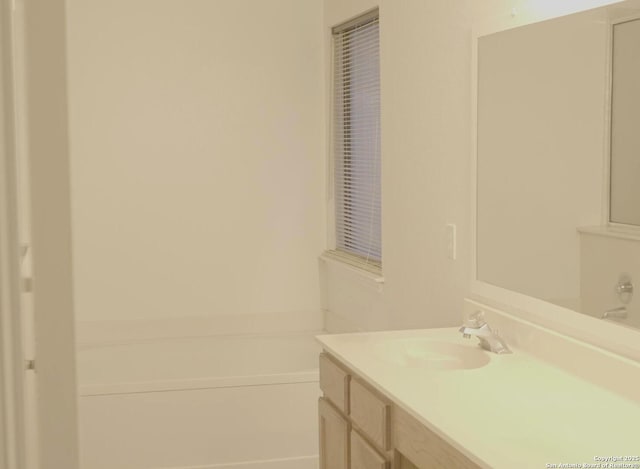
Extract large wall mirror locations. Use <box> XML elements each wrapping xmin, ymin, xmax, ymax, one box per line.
<box><xmin>475</xmin><ymin>0</ymin><xmax>640</xmax><ymax>350</ymax></box>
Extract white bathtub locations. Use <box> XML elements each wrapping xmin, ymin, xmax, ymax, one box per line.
<box><xmin>76</xmin><ymin>331</ymin><xmax>322</xmax><ymax>469</ymax></box>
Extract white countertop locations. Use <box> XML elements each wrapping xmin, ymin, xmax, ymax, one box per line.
<box><xmin>317</xmin><ymin>327</ymin><xmax>640</xmax><ymax>469</ymax></box>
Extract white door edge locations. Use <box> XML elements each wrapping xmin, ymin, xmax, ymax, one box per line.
<box><xmin>0</xmin><ymin>0</ymin><xmax>28</xmax><ymax>467</ymax></box>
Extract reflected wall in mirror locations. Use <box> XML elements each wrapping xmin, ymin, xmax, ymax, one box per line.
<box><xmin>610</xmin><ymin>17</ymin><xmax>640</xmax><ymax>225</ymax></box>
<box><xmin>476</xmin><ymin>0</ymin><xmax>640</xmax><ymax>331</ymax></box>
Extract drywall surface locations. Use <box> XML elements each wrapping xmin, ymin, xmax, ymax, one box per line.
<box><xmin>66</xmin><ymin>0</ymin><xmax>325</xmax><ymax>322</ymax></box>
<box><xmin>323</xmin><ymin>0</ymin><xmax>472</xmax><ymax>331</ymax></box>
<box><xmin>472</xmin><ymin>0</ymin><xmax>625</xmax><ymax>31</ymax></box>
<box><xmin>322</xmin><ymin>0</ymin><xmax>622</xmax><ymax>332</ymax></box>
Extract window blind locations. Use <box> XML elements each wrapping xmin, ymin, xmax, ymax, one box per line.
<box><xmin>333</xmin><ymin>11</ymin><xmax>381</xmax><ymax>268</ymax></box>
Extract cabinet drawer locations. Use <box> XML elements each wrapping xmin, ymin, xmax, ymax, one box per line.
<box><xmin>319</xmin><ymin>353</ymin><xmax>350</xmax><ymax>413</ymax></box>
<box><xmin>351</xmin><ymin>429</ymin><xmax>389</xmax><ymax>469</ymax></box>
<box><xmin>350</xmin><ymin>378</ymin><xmax>390</xmax><ymax>451</ymax></box>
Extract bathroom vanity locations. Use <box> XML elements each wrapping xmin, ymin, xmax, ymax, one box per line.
<box><xmin>317</xmin><ymin>2</ymin><xmax>640</xmax><ymax>466</ymax></box>
<box><xmin>317</xmin><ymin>301</ymin><xmax>640</xmax><ymax>469</ymax></box>
<box><xmin>318</xmin><ymin>349</ymin><xmax>479</xmax><ymax>469</ymax></box>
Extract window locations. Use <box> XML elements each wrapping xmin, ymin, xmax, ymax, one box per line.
<box><xmin>332</xmin><ymin>10</ymin><xmax>381</xmax><ymax>270</ymax></box>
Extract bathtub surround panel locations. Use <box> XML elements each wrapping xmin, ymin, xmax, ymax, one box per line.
<box><xmin>76</xmin><ymin>331</ymin><xmax>321</xmax><ymax>394</ymax></box>
<box><xmin>66</xmin><ymin>0</ymin><xmax>325</xmax><ymax>322</ymax></box>
<box><xmin>77</xmin><ymin>332</ymin><xmax>321</xmax><ymax>468</ymax></box>
<box><xmin>79</xmin><ymin>384</ymin><xmax>320</xmax><ymax>469</ymax></box>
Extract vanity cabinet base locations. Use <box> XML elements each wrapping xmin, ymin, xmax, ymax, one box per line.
<box><xmin>393</xmin><ymin>406</ymin><xmax>481</xmax><ymax>469</ymax></box>
<box><xmin>319</xmin><ymin>351</ymin><xmax>482</xmax><ymax>469</ymax></box>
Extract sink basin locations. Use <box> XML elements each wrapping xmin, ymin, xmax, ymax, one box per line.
<box><xmin>374</xmin><ymin>339</ymin><xmax>490</xmax><ymax>370</ymax></box>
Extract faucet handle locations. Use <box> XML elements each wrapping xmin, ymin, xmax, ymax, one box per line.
<box><xmin>465</xmin><ymin>310</ymin><xmax>486</xmax><ymax>328</ymax></box>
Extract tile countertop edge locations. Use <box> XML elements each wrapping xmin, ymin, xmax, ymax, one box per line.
<box><xmin>316</xmin><ymin>330</ymin><xmax>493</xmax><ymax>469</ymax></box>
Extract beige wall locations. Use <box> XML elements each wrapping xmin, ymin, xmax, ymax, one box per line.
<box><xmin>66</xmin><ymin>0</ymin><xmax>325</xmax><ymax>322</ymax></box>
<box><xmin>473</xmin><ymin>0</ymin><xmax>625</xmax><ymax>29</ymax></box>
<box><xmin>65</xmin><ymin>0</ymin><xmax>623</xmax><ymax>329</ymax></box>
<box><xmin>323</xmin><ymin>0</ymin><xmax>473</xmax><ymax>331</ymax></box>
<box><xmin>323</xmin><ymin>0</ymin><xmax>623</xmax><ymax>332</ymax></box>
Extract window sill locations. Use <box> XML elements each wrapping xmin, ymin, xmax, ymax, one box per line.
<box><xmin>320</xmin><ymin>250</ymin><xmax>384</xmax><ymax>285</ymax></box>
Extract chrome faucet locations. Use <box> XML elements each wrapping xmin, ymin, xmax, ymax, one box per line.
<box><xmin>459</xmin><ymin>311</ymin><xmax>511</xmax><ymax>354</ymax></box>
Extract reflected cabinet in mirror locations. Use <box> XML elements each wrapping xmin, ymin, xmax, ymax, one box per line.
<box><xmin>476</xmin><ymin>0</ymin><xmax>640</xmax><ymax>331</ymax></box>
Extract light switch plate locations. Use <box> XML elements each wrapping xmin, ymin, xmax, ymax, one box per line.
<box><xmin>446</xmin><ymin>223</ymin><xmax>456</xmax><ymax>260</ymax></box>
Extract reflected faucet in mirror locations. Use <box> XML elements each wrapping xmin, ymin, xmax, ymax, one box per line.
<box><xmin>602</xmin><ymin>306</ymin><xmax>628</xmax><ymax>320</ymax></box>
<box><xmin>602</xmin><ymin>276</ymin><xmax>633</xmax><ymax>320</ymax></box>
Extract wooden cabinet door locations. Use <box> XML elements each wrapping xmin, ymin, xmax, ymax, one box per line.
<box><xmin>351</xmin><ymin>429</ymin><xmax>389</xmax><ymax>469</ymax></box>
<box><xmin>395</xmin><ymin>452</ymin><xmax>420</xmax><ymax>469</ymax></box>
<box><xmin>319</xmin><ymin>398</ymin><xmax>349</xmax><ymax>469</ymax></box>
